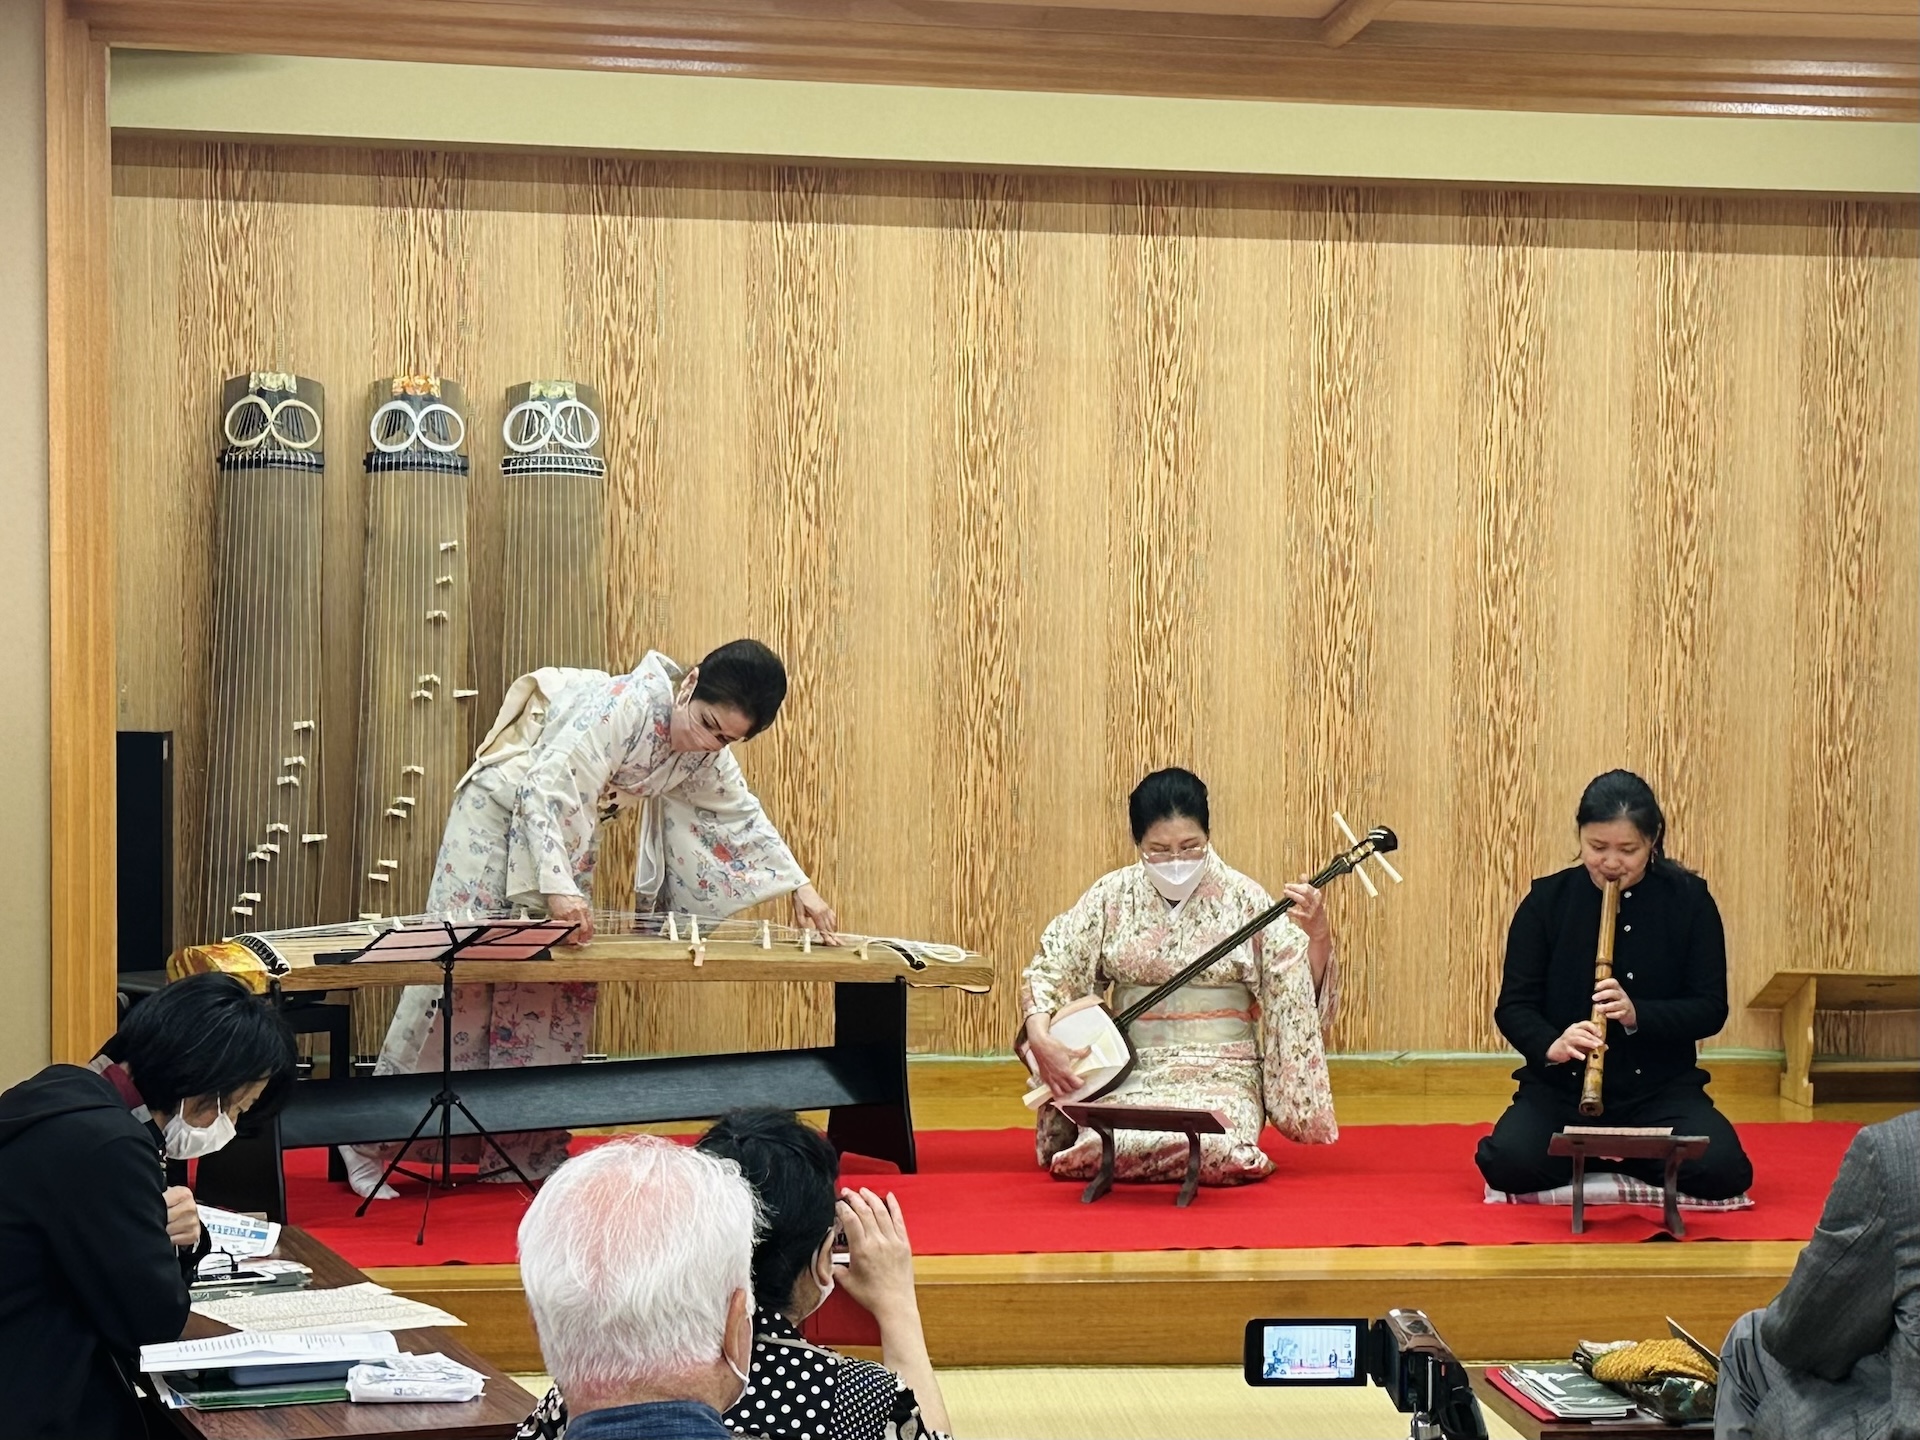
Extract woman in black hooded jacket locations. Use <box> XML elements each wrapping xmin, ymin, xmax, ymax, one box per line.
<box><xmin>0</xmin><ymin>972</ymin><xmax>295</xmax><ymax>1439</ymax></box>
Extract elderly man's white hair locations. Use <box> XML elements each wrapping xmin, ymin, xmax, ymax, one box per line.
<box><xmin>519</xmin><ymin>1136</ymin><xmax>759</xmax><ymax>1399</ymax></box>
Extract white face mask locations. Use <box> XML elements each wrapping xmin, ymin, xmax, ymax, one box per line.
<box><xmin>1141</xmin><ymin>852</ymin><xmax>1207</xmax><ymax>903</ymax></box>
<box><xmin>163</xmin><ymin>1103</ymin><xmax>236</xmax><ymax>1160</ymax></box>
<box><xmin>724</xmin><ymin>1350</ymin><xmax>752</xmax><ymax>1411</ymax></box>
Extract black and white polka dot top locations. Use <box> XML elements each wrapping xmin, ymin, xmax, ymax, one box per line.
<box><xmin>515</xmin><ymin>1308</ymin><xmax>947</xmax><ymax>1440</ymax></box>
<box><xmin>727</xmin><ymin>1309</ymin><xmax>943</xmax><ymax>1440</ymax></box>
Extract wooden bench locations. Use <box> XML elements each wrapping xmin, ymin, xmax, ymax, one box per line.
<box><xmin>1747</xmin><ymin>969</ymin><xmax>1919</xmax><ymax>1106</ymax></box>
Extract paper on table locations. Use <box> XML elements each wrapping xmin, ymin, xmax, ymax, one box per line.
<box><xmin>197</xmin><ymin>1204</ymin><xmax>280</xmax><ymax>1257</ymax></box>
<box><xmin>192</xmin><ymin>1280</ymin><xmax>464</xmax><ymax>1334</ymax></box>
<box><xmin>141</xmin><ymin>1329</ymin><xmax>399</xmax><ymax>1373</ymax></box>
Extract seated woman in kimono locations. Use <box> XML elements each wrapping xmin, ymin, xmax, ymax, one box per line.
<box><xmin>1020</xmin><ymin>767</ymin><xmax>1341</xmax><ymax>1187</ymax></box>
<box><xmin>344</xmin><ymin>639</ymin><xmax>840</xmax><ymax>1198</ymax></box>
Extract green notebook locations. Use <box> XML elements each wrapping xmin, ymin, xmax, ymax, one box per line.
<box><xmin>169</xmin><ymin>1378</ymin><xmax>351</xmax><ymax>1410</ymax></box>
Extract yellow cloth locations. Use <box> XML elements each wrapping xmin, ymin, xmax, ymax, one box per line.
<box><xmin>166</xmin><ymin>941</ymin><xmax>271</xmax><ymax>994</ymax></box>
<box><xmin>1590</xmin><ymin>1340</ymin><xmax>1717</xmax><ymax>1385</ymax></box>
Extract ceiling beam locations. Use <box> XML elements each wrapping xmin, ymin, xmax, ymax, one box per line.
<box><xmin>1318</xmin><ymin>0</ymin><xmax>1396</xmax><ymax>47</ymax></box>
<box><xmin>72</xmin><ymin>0</ymin><xmax>1919</xmax><ymax>122</ymax></box>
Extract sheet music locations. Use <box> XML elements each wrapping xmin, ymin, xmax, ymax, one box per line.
<box><xmin>197</xmin><ymin>1203</ymin><xmax>280</xmax><ymax>1257</ymax></box>
<box><xmin>141</xmin><ymin>1329</ymin><xmax>398</xmax><ymax>1372</ymax></box>
<box><xmin>191</xmin><ymin>1280</ymin><xmax>464</xmax><ymax>1334</ymax></box>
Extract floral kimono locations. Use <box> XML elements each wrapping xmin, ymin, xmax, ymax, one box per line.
<box><xmin>1020</xmin><ymin>851</ymin><xmax>1339</xmax><ymax>1186</ymax></box>
<box><xmin>362</xmin><ymin>651</ymin><xmax>808</xmax><ymax>1179</ymax></box>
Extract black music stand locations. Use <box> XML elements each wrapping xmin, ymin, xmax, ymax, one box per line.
<box><xmin>344</xmin><ymin>919</ymin><xmax>575</xmax><ymax>1242</ymax></box>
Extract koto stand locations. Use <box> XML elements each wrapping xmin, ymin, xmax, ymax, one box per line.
<box><xmin>337</xmin><ymin>919</ymin><xmax>576</xmax><ymax>1242</ymax></box>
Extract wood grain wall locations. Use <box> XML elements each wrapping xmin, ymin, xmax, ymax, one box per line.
<box><xmin>110</xmin><ymin>141</ymin><xmax>1919</xmax><ymax>1060</ymax></box>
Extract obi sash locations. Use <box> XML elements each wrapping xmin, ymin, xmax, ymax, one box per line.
<box><xmin>1112</xmin><ymin>982</ymin><xmax>1256</xmax><ymax>1048</ymax></box>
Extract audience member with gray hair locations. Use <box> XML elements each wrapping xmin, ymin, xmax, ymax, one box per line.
<box><xmin>518</xmin><ymin>1136</ymin><xmax>761</xmax><ymax>1440</ymax></box>
<box><xmin>521</xmin><ymin>1111</ymin><xmax>952</xmax><ymax>1440</ymax></box>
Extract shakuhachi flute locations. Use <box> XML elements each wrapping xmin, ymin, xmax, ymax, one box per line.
<box><xmin>1579</xmin><ymin>879</ymin><xmax>1623</xmax><ymax>1117</ymax></box>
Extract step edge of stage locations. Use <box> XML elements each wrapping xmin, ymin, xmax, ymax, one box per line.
<box><xmin>364</xmin><ymin>1239</ymin><xmax>1805</xmax><ymax>1290</ymax></box>
<box><xmin>363</xmin><ymin>1241</ymin><xmax>1804</xmax><ymax>1372</ymax></box>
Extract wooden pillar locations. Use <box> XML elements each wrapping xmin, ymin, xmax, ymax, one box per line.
<box><xmin>45</xmin><ymin>0</ymin><xmax>117</xmax><ymax>1061</ymax></box>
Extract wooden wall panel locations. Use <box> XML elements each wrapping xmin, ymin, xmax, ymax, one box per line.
<box><xmin>929</xmin><ymin>173</ymin><xmax>1029</xmax><ymax>1054</ymax></box>
<box><xmin>1790</xmin><ymin>203</ymin><xmax>1911</xmax><ymax>1061</ymax></box>
<box><xmin>1108</xmin><ymin>181</ymin><xmax>1206</xmax><ymax>787</ymax></box>
<box><xmin>1450</xmin><ymin>192</ymin><xmax>1553</xmax><ymax>1054</ymax></box>
<box><xmin>110</xmin><ymin>141</ymin><xmax>1920</xmax><ymax>1060</ymax></box>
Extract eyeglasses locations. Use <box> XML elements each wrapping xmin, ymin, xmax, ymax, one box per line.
<box><xmin>1141</xmin><ymin>843</ymin><xmax>1208</xmax><ymax>861</ymax></box>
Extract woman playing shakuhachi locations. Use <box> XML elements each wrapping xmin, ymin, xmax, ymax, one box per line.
<box><xmin>343</xmin><ymin>639</ymin><xmax>839</xmax><ymax>1199</ymax></box>
<box><xmin>1019</xmin><ymin>768</ymin><xmax>1340</xmax><ymax>1186</ymax></box>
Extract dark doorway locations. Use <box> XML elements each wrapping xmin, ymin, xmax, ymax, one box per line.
<box><xmin>116</xmin><ymin>731</ymin><xmax>173</xmax><ymax>975</ymax></box>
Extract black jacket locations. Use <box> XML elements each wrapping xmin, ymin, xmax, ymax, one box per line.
<box><xmin>1494</xmin><ymin>861</ymin><xmax>1730</xmax><ymax>1101</ymax></box>
<box><xmin>0</xmin><ymin>1064</ymin><xmax>205</xmax><ymax>1440</ymax></box>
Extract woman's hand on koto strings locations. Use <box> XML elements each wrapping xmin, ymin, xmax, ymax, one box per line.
<box><xmin>542</xmin><ymin>893</ymin><xmax>596</xmax><ymax>946</ymax></box>
<box><xmin>792</xmin><ymin>884</ymin><xmax>843</xmax><ymax>944</ymax></box>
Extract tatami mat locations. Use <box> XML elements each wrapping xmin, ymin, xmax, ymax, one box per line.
<box><xmin>509</xmin><ymin>1367</ymin><xmax>1526</xmax><ymax>1439</ymax></box>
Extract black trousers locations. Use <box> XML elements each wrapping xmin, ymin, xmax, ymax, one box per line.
<box><xmin>1474</xmin><ymin>1074</ymin><xmax>1754</xmax><ymax>1200</ymax></box>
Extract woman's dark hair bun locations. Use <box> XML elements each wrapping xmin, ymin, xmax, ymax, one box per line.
<box><xmin>1128</xmin><ymin>767</ymin><xmax>1210</xmax><ymax>845</ymax></box>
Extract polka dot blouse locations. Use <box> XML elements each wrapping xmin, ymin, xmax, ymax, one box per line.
<box><xmin>517</xmin><ymin>1308</ymin><xmax>947</xmax><ymax>1440</ymax></box>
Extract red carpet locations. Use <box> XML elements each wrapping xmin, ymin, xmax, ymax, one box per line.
<box><xmin>290</xmin><ymin>1121</ymin><xmax>1857</xmax><ymax>1270</ymax></box>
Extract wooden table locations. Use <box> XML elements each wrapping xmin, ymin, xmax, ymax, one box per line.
<box><xmin>154</xmin><ymin>1227</ymin><xmax>533</xmax><ymax>1439</ymax></box>
<box><xmin>197</xmin><ymin>945</ymin><xmax>995</xmax><ymax>1221</ymax></box>
<box><xmin>1470</xmin><ymin>1369</ymin><xmax>1710</xmax><ymax>1439</ymax></box>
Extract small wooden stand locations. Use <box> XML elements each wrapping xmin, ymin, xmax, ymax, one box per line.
<box><xmin>1056</xmin><ymin>1102</ymin><xmax>1229</xmax><ymax>1207</ymax></box>
<box><xmin>1548</xmin><ymin>1130</ymin><xmax>1710</xmax><ymax>1238</ymax></box>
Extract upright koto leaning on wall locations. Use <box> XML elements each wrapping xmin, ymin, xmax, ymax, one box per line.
<box><xmin>199</xmin><ymin>372</ymin><xmax>329</xmax><ymax>942</ymax></box>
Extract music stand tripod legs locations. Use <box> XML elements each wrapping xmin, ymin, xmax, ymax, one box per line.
<box><xmin>352</xmin><ymin>932</ymin><xmax>556</xmax><ymax>1244</ymax></box>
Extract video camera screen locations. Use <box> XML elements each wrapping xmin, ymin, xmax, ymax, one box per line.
<box><xmin>1243</xmin><ymin>1319</ymin><xmax>1367</xmax><ymax>1386</ymax></box>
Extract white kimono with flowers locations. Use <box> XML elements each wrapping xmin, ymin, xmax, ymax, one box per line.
<box><xmin>1020</xmin><ymin>852</ymin><xmax>1339</xmax><ymax>1186</ymax></box>
<box><xmin>365</xmin><ymin>651</ymin><xmax>808</xmax><ymax>1178</ymax></box>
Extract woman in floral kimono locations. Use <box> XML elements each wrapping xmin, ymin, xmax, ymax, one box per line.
<box><xmin>1020</xmin><ymin>767</ymin><xmax>1339</xmax><ymax>1186</ymax></box>
<box><xmin>344</xmin><ymin>639</ymin><xmax>838</xmax><ymax>1198</ymax></box>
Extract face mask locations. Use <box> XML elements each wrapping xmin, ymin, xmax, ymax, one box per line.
<box><xmin>1141</xmin><ymin>852</ymin><xmax>1207</xmax><ymax>903</ymax></box>
<box><xmin>724</xmin><ymin>1351</ymin><xmax>752</xmax><ymax>1411</ymax></box>
<box><xmin>163</xmin><ymin>1103</ymin><xmax>236</xmax><ymax>1160</ymax></box>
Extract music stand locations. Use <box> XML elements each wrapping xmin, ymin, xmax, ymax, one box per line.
<box><xmin>1055</xmin><ymin>1102</ymin><xmax>1229</xmax><ymax>1207</ymax></box>
<box><xmin>346</xmin><ymin>919</ymin><xmax>576</xmax><ymax>1242</ymax></box>
<box><xmin>1549</xmin><ymin>1128</ymin><xmax>1711</xmax><ymax>1238</ymax></box>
